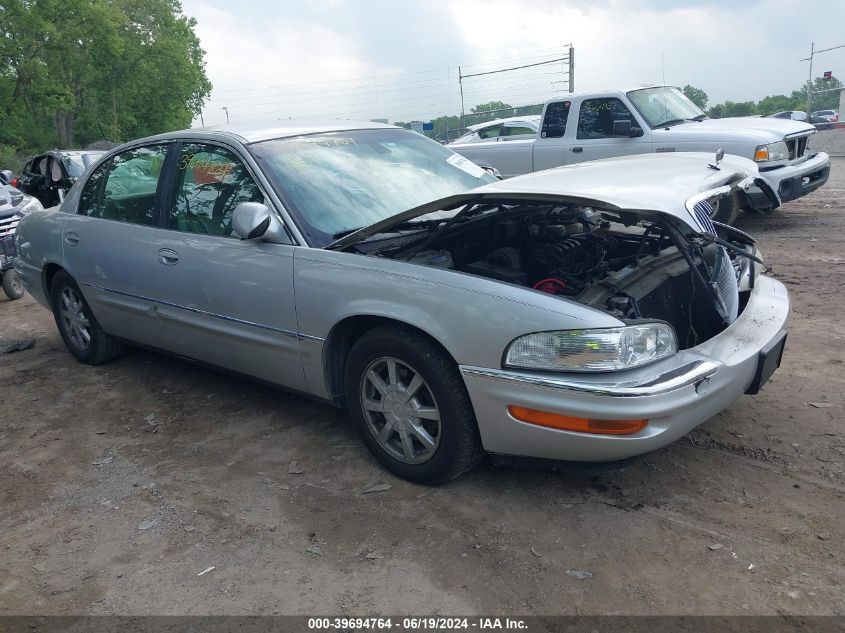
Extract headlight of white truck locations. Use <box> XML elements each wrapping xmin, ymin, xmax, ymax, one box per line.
<box><xmin>504</xmin><ymin>324</ymin><xmax>677</xmax><ymax>372</ymax></box>
<box><xmin>754</xmin><ymin>141</ymin><xmax>789</xmax><ymax>162</ymax></box>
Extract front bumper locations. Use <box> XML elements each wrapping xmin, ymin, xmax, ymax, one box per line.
<box><xmin>459</xmin><ymin>275</ymin><xmax>790</xmax><ymax>462</ymax></box>
<box><xmin>749</xmin><ymin>151</ymin><xmax>830</xmax><ymax>208</ymax></box>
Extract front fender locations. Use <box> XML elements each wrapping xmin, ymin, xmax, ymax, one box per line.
<box><xmin>293</xmin><ymin>248</ymin><xmax>621</xmax><ymax>399</ymax></box>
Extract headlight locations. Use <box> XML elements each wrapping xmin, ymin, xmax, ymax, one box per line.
<box><xmin>504</xmin><ymin>324</ymin><xmax>677</xmax><ymax>372</ymax></box>
<box><xmin>19</xmin><ymin>196</ymin><xmax>43</xmax><ymax>215</ymax></box>
<box><xmin>754</xmin><ymin>141</ymin><xmax>789</xmax><ymax>162</ymax></box>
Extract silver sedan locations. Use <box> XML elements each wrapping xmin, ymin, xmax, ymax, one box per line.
<box><xmin>15</xmin><ymin>122</ymin><xmax>789</xmax><ymax>483</ymax></box>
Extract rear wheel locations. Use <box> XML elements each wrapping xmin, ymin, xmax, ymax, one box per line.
<box><xmin>344</xmin><ymin>325</ymin><xmax>484</xmax><ymax>484</ymax></box>
<box><xmin>2</xmin><ymin>269</ymin><xmax>24</xmax><ymax>300</ymax></box>
<box><xmin>50</xmin><ymin>271</ymin><xmax>124</xmax><ymax>364</ymax></box>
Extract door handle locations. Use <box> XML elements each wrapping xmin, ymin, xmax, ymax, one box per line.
<box><xmin>64</xmin><ymin>232</ymin><xmax>80</xmax><ymax>246</ymax></box>
<box><xmin>571</xmin><ymin>146</ymin><xmax>583</xmax><ymax>153</ymax></box>
<box><xmin>157</xmin><ymin>248</ymin><xmax>180</xmax><ymax>266</ymax></box>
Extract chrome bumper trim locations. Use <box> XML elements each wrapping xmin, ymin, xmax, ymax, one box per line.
<box><xmin>459</xmin><ymin>360</ymin><xmax>719</xmax><ymax>398</ymax></box>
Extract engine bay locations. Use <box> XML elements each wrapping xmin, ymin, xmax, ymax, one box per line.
<box><xmin>351</xmin><ymin>200</ymin><xmax>759</xmax><ymax>350</ymax></box>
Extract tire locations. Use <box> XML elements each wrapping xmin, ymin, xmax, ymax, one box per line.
<box><xmin>2</xmin><ymin>269</ymin><xmax>24</xmax><ymax>300</ymax></box>
<box><xmin>50</xmin><ymin>270</ymin><xmax>124</xmax><ymax>365</ymax></box>
<box><xmin>344</xmin><ymin>325</ymin><xmax>484</xmax><ymax>484</ymax></box>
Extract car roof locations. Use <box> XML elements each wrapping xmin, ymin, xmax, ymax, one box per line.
<box><xmin>466</xmin><ymin>115</ymin><xmax>540</xmax><ymax>131</ymax></box>
<box><xmin>127</xmin><ymin>120</ymin><xmax>397</xmax><ymax>146</ymax></box>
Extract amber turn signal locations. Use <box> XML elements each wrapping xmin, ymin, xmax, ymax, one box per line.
<box><xmin>754</xmin><ymin>147</ymin><xmax>769</xmax><ymax>161</ymax></box>
<box><xmin>508</xmin><ymin>406</ymin><xmax>647</xmax><ymax>435</ymax></box>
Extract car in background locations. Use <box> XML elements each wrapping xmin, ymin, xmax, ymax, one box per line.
<box><xmin>767</xmin><ymin>110</ymin><xmax>809</xmax><ymax>122</ymax></box>
<box><xmin>0</xmin><ymin>169</ymin><xmax>43</xmax><ymax>299</ymax></box>
<box><xmin>448</xmin><ymin>87</ymin><xmax>829</xmax><ymax>222</ymax></box>
<box><xmin>15</xmin><ymin>122</ymin><xmax>789</xmax><ymax>483</ymax></box>
<box><xmin>810</xmin><ymin>110</ymin><xmax>838</xmax><ymax>129</ymax></box>
<box><xmin>449</xmin><ymin>115</ymin><xmax>541</xmax><ymax>145</ymax></box>
<box><xmin>15</xmin><ymin>150</ymin><xmax>104</xmax><ymax>208</ymax></box>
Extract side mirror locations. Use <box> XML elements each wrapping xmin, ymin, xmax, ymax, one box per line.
<box><xmin>612</xmin><ymin>119</ymin><xmax>632</xmax><ymax>137</ymax></box>
<box><xmin>233</xmin><ymin>202</ymin><xmax>273</xmax><ymax>240</ymax></box>
<box><xmin>0</xmin><ymin>169</ymin><xmax>12</xmax><ymax>185</ymax></box>
<box><xmin>612</xmin><ymin>120</ymin><xmax>643</xmax><ymax>138</ymax></box>
<box><xmin>232</xmin><ymin>201</ymin><xmax>290</xmax><ymax>244</ymax></box>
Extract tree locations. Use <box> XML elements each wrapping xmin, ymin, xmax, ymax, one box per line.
<box><xmin>0</xmin><ymin>0</ymin><xmax>211</xmax><ymax>152</ymax></box>
<box><xmin>681</xmin><ymin>84</ymin><xmax>708</xmax><ymax>110</ymax></box>
<box><xmin>707</xmin><ymin>100</ymin><xmax>755</xmax><ymax>119</ymax></box>
<box><xmin>802</xmin><ymin>75</ymin><xmax>843</xmax><ymax>111</ymax></box>
<box><xmin>468</xmin><ymin>100</ymin><xmax>513</xmax><ymax>124</ymax></box>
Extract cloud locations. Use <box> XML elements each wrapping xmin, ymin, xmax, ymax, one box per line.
<box><xmin>183</xmin><ymin>0</ymin><xmax>845</xmax><ymax>125</ymax></box>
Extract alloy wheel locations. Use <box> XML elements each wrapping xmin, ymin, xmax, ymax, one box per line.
<box><xmin>360</xmin><ymin>356</ymin><xmax>442</xmax><ymax>464</ymax></box>
<box><xmin>58</xmin><ymin>286</ymin><xmax>91</xmax><ymax>350</ymax></box>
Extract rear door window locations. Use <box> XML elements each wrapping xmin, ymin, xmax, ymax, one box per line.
<box><xmin>78</xmin><ymin>161</ymin><xmax>111</xmax><ymax>218</ymax></box>
<box><xmin>98</xmin><ymin>145</ymin><xmax>169</xmax><ymax>226</ymax></box>
<box><xmin>541</xmin><ymin>101</ymin><xmax>570</xmax><ymax>138</ymax></box>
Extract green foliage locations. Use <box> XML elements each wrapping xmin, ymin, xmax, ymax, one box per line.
<box><xmin>707</xmin><ymin>100</ymin><xmax>756</xmax><ymax>119</ymax></box>
<box><xmin>0</xmin><ymin>0</ymin><xmax>211</xmax><ymax>165</ymax></box>
<box><xmin>707</xmin><ymin>75</ymin><xmax>842</xmax><ymax>118</ymax></box>
<box><xmin>681</xmin><ymin>85</ymin><xmax>708</xmax><ymax>110</ymax></box>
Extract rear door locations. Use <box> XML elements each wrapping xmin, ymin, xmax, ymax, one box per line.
<box><xmin>62</xmin><ymin>144</ymin><xmax>171</xmax><ymax>346</ymax></box>
<box><xmin>570</xmin><ymin>97</ymin><xmax>651</xmax><ymax>162</ymax></box>
<box><xmin>150</xmin><ymin>141</ymin><xmax>306</xmax><ymax>390</ymax></box>
<box><xmin>533</xmin><ymin>100</ymin><xmax>573</xmax><ymax>171</ymax></box>
<box><xmin>19</xmin><ymin>155</ymin><xmax>49</xmax><ymax>204</ymax></box>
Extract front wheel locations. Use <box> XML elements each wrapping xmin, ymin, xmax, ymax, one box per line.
<box><xmin>344</xmin><ymin>325</ymin><xmax>484</xmax><ymax>484</ymax></box>
<box><xmin>2</xmin><ymin>269</ymin><xmax>24</xmax><ymax>300</ymax></box>
<box><xmin>50</xmin><ymin>270</ymin><xmax>124</xmax><ymax>365</ymax></box>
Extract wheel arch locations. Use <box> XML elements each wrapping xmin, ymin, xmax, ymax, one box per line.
<box><xmin>42</xmin><ymin>262</ymin><xmax>66</xmax><ymax>307</ymax></box>
<box><xmin>322</xmin><ymin>314</ymin><xmax>458</xmax><ymax>406</ymax></box>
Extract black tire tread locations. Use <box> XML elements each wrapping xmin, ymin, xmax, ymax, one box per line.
<box><xmin>2</xmin><ymin>270</ymin><xmax>24</xmax><ymax>300</ymax></box>
<box><xmin>344</xmin><ymin>324</ymin><xmax>483</xmax><ymax>484</ymax></box>
<box><xmin>50</xmin><ymin>270</ymin><xmax>124</xmax><ymax>365</ymax></box>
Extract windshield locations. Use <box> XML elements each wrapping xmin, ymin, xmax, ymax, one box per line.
<box><xmin>251</xmin><ymin>128</ymin><xmax>496</xmax><ymax>247</ymax></box>
<box><xmin>627</xmin><ymin>87</ymin><xmax>705</xmax><ymax>128</ymax></box>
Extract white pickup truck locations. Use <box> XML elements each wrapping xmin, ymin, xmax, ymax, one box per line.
<box><xmin>449</xmin><ymin>86</ymin><xmax>830</xmax><ymax>223</ymax></box>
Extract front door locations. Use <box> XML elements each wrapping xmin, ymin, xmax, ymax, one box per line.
<box><xmin>150</xmin><ymin>141</ymin><xmax>306</xmax><ymax>391</ymax></box>
<box><xmin>569</xmin><ymin>97</ymin><xmax>651</xmax><ymax>163</ymax></box>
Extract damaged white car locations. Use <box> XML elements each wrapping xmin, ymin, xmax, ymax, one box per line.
<box><xmin>15</xmin><ymin>123</ymin><xmax>789</xmax><ymax>483</ymax></box>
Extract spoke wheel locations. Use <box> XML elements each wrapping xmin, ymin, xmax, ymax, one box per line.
<box><xmin>58</xmin><ymin>286</ymin><xmax>92</xmax><ymax>350</ymax></box>
<box><xmin>360</xmin><ymin>356</ymin><xmax>441</xmax><ymax>464</ymax></box>
<box><xmin>49</xmin><ymin>270</ymin><xmax>124</xmax><ymax>365</ymax></box>
<box><xmin>2</xmin><ymin>270</ymin><xmax>24</xmax><ymax>300</ymax></box>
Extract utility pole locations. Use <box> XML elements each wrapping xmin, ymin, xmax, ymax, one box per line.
<box><xmin>458</xmin><ymin>66</ymin><xmax>465</xmax><ymax>129</ymax></box>
<box><xmin>800</xmin><ymin>42</ymin><xmax>845</xmax><ymax>114</ymax></box>
<box><xmin>222</xmin><ymin>106</ymin><xmax>230</xmax><ymax>124</ymax></box>
<box><xmin>807</xmin><ymin>42</ymin><xmax>814</xmax><ymax>116</ymax></box>
<box><xmin>568</xmin><ymin>46</ymin><xmax>575</xmax><ymax>93</ymax></box>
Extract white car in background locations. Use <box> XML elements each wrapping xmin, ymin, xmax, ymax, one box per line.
<box><xmin>450</xmin><ymin>115</ymin><xmax>541</xmax><ymax>145</ymax></box>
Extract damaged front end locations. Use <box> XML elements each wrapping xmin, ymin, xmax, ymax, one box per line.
<box><xmin>341</xmin><ymin>183</ymin><xmax>763</xmax><ymax>354</ymax></box>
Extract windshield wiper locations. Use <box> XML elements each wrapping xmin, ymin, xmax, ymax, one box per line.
<box><xmin>654</xmin><ymin>118</ymin><xmax>687</xmax><ymax>128</ymax></box>
<box><xmin>332</xmin><ymin>226</ymin><xmax>364</xmax><ymax>239</ymax></box>
<box><xmin>691</xmin><ymin>114</ymin><xmax>707</xmax><ymax>121</ymax></box>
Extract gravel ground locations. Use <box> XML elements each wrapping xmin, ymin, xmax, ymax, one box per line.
<box><xmin>1</xmin><ymin>161</ymin><xmax>843</xmax><ymax>616</ymax></box>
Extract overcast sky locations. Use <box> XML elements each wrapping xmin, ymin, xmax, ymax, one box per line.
<box><xmin>181</xmin><ymin>0</ymin><xmax>845</xmax><ymax>127</ymax></box>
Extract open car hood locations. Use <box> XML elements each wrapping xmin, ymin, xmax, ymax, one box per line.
<box><xmin>329</xmin><ymin>152</ymin><xmax>768</xmax><ymax>250</ymax></box>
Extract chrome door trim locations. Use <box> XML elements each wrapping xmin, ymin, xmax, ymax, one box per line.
<box><xmin>80</xmin><ymin>282</ymin><xmax>325</xmax><ymax>341</ymax></box>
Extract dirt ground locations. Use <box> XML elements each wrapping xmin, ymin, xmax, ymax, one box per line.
<box><xmin>1</xmin><ymin>161</ymin><xmax>843</xmax><ymax>617</ymax></box>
